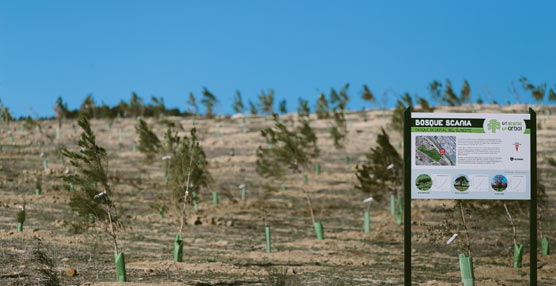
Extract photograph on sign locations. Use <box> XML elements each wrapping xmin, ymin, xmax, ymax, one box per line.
<box><xmin>410</xmin><ymin>113</ymin><xmax>531</xmax><ymax>200</ymax></box>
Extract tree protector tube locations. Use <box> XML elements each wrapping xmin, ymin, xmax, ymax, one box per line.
<box><xmin>458</xmin><ymin>253</ymin><xmax>475</xmax><ymax>286</ymax></box>
<box><xmin>314</xmin><ymin>221</ymin><xmax>324</xmax><ymax>240</ymax></box>
<box><xmin>114</xmin><ymin>252</ymin><xmax>127</xmax><ymax>282</ymax></box>
<box><xmin>174</xmin><ymin>234</ymin><xmax>183</xmax><ymax>262</ymax></box>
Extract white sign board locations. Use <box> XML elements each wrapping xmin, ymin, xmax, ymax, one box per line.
<box><xmin>411</xmin><ymin>113</ymin><xmax>531</xmax><ymax>200</ymax></box>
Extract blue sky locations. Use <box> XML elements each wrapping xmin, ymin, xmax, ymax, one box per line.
<box><xmin>1</xmin><ymin>1</ymin><xmax>555</xmax><ymax>117</ymax></box>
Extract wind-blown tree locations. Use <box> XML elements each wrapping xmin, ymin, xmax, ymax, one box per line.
<box><xmin>519</xmin><ymin>77</ymin><xmax>546</xmax><ymax>105</ymax></box>
<box><xmin>147</xmin><ymin>96</ymin><xmax>167</xmax><ymax>118</ymax></box>
<box><xmin>391</xmin><ymin>93</ymin><xmax>433</xmax><ymax>134</ymax></box>
<box><xmin>187</xmin><ymin>92</ymin><xmax>198</xmax><ymax>115</ymax></box>
<box><xmin>329</xmin><ymin>83</ymin><xmax>350</xmax><ymax>111</ymax></box>
<box><xmin>361</xmin><ymin>84</ymin><xmax>376</xmax><ymax>110</ymax></box>
<box><xmin>61</xmin><ymin>117</ymin><xmax>127</xmax><ymax>282</ymax></box>
<box><xmin>329</xmin><ymin>109</ymin><xmax>347</xmax><ymax>149</ymax></box>
<box><xmin>167</xmin><ymin>128</ymin><xmax>212</xmax><ymax>261</ymax></box>
<box><xmin>54</xmin><ymin>97</ymin><xmax>69</xmax><ymax>128</ymax></box>
<box><xmin>79</xmin><ymin>94</ymin><xmax>97</xmax><ymax>119</ymax></box>
<box><xmin>315</xmin><ymin>93</ymin><xmax>330</xmax><ymax>119</ymax></box>
<box><xmin>249</xmin><ymin>101</ymin><xmax>258</xmax><ymax>115</ymax></box>
<box><xmin>278</xmin><ymin>99</ymin><xmax>287</xmax><ymax>114</ymax></box>
<box><xmin>429</xmin><ymin>79</ymin><xmax>471</xmax><ymax>106</ymax></box>
<box><xmin>355</xmin><ymin>128</ymin><xmax>402</xmax><ymax>202</ymax></box>
<box><xmin>135</xmin><ymin>119</ymin><xmax>162</xmax><ymax>160</ymax></box>
<box><xmin>258</xmin><ymin>89</ymin><xmax>274</xmax><ymax>115</ymax></box>
<box><xmin>0</xmin><ymin>99</ymin><xmax>13</xmax><ymax>125</ymax></box>
<box><xmin>233</xmin><ymin>90</ymin><xmax>244</xmax><ymax>114</ymax></box>
<box><xmin>201</xmin><ymin>87</ymin><xmax>218</xmax><ymax>118</ymax></box>
<box><xmin>128</xmin><ymin>92</ymin><xmax>145</xmax><ymax>118</ymax></box>
<box><xmin>297</xmin><ymin>98</ymin><xmax>310</xmax><ymax>118</ymax></box>
<box><xmin>548</xmin><ymin>85</ymin><xmax>556</xmax><ymax>103</ymax></box>
<box><xmin>256</xmin><ymin>114</ymin><xmax>322</xmax><ymax>238</ymax></box>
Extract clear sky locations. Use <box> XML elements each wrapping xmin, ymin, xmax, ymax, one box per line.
<box><xmin>1</xmin><ymin>1</ymin><xmax>555</xmax><ymax>118</ymax></box>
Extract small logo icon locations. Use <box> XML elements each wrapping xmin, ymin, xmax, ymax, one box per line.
<box><xmin>510</xmin><ymin>157</ymin><xmax>514</xmax><ymax>161</ymax></box>
<box><xmin>487</xmin><ymin>119</ymin><xmax>501</xmax><ymax>133</ymax></box>
<box><xmin>513</xmin><ymin>142</ymin><xmax>521</xmax><ymax>151</ymax></box>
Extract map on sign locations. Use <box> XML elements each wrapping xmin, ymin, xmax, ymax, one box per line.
<box><xmin>415</xmin><ymin>136</ymin><xmax>456</xmax><ymax>166</ymax></box>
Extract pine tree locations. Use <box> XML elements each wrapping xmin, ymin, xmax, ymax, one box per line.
<box><xmin>79</xmin><ymin>94</ymin><xmax>96</xmax><ymax>119</ymax></box>
<box><xmin>201</xmin><ymin>87</ymin><xmax>218</xmax><ymax>118</ymax></box>
<box><xmin>249</xmin><ymin>101</ymin><xmax>258</xmax><ymax>115</ymax></box>
<box><xmin>258</xmin><ymin>89</ymin><xmax>274</xmax><ymax>115</ymax></box>
<box><xmin>329</xmin><ymin>109</ymin><xmax>347</xmax><ymax>149</ymax></box>
<box><xmin>315</xmin><ymin>93</ymin><xmax>330</xmax><ymax>119</ymax></box>
<box><xmin>167</xmin><ymin>128</ymin><xmax>212</xmax><ymax>236</ymax></box>
<box><xmin>61</xmin><ymin>117</ymin><xmax>123</xmax><ymax>257</ymax></box>
<box><xmin>135</xmin><ymin>119</ymin><xmax>162</xmax><ymax>160</ymax></box>
<box><xmin>187</xmin><ymin>92</ymin><xmax>198</xmax><ymax>115</ymax></box>
<box><xmin>355</xmin><ymin>128</ymin><xmax>402</xmax><ymax>201</ymax></box>
<box><xmin>361</xmin><ymin>84</ymin><xmax>376</xmax><ymax>109</ymax></box>
<box><xmin>278</xmin><ymin>99</ymin><xmax>288</xmax><ymax>114</ymax></box>
<box><xmin>233</xmin><ymin>90</ymin><xmax>244</xmax><ymax>114</ymax></box>
<box><xmin>256</xmin><ymin>114</ymin><xmax>320</xmax><ymax>224</ymax></box>
<box><xmin>520</xmin><ymin>77</ymin><xmax>547</xmax><ymax>105</ymax></box>
<box><xmin>54</xmin><ymin>97</ymin><xmax>69</xmax><ymax>128</ymax></box>
<box><xmin>128</xmin><ymin>92</ymin><xmax>145</xmax><ymax>118</ymax></box>
<box><xmin>428</xmin><ymin>79</ymin><xmax>472</xmax><ymax>106</ymax></box>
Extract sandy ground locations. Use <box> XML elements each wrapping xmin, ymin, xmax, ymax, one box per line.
<box><xmin>1</xmin><ymin>105</ymin><xmax>555</xmax><ymax>285</ymax></box>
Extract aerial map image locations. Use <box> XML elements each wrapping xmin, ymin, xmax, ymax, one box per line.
<box><xmin>415</xmin><ymin>136</ymin><xmax>456</xmax><ymax>166</ymax></box>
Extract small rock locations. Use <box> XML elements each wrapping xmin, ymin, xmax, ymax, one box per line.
<box><xmin>187</xmin><ymin>216</ymin><xmax>202</xmax><ymax>225</ymax></box>
<box><xmin>61</xmin><ymin>258</ymin><xmax>69</xmax><ymax>262</ymax></box>
<box><xmin>287</xmin><ymin>268</ymin><xmax>296</xmax><ymax>274</ymax></box>
<box><xmin>66</xmin><ymin>268</ymin><xmax>77</xmax><ymax>277</ymax></box>
<box><xmin>226</xmin><ymin>220</ymin><xmax>234</xmax><ymax>227</ymax></box>
<box><xmin>143</xmin><ymin>268</ymin><xmax>153</xmax><ymax>273</ymax></box>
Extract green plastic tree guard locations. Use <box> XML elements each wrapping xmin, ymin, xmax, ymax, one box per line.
<box><xmin>158</xmin><ymin>208</ymin><xmax>164</xmax><ymax>218</ymax></box>
<box><xmin>242</xmin><ymin>126</ymin><xmax>247</xmax><ymax>134</ymax></box>
<box><xmin>542</xmin><ymin>237</ymin><xmax>550</xmax><ymax>256</ymax></box>
<box><xmin>118</xmin><ymin>129</ymin><xmax>123</xmax><ymax>143</ymax></box>
<box><xmin>364</xmin><ymin>211</ymin><xmax>370</xmax><ymax>233</ymax></box>
<box><xmin>314</xmin><ymin>221</ymin><xmax>324</xmax><ymax>240</ymax></box>
<box><xmin>212</xmin><ymin>192</ymin><xmax>218</xmax><ymax>205</ymax></box>
<box><xmin>241</xmin><ymin>186</ymin><xmax>246</xmax><ymax>200</ymax></box>
<box><xmin>315</xmin><ymin>163</ymin><xmax>321</xmax><ymax>175</ymax></box>
<box><xmin>513</xmin><ymin>244</ymin><xmax>523</xmax><ymax>268</ymax></box>
<box><xmin>396</xmin><ymin>198</ymin><xmax>403</xmax><ymax>225</ymax></box>
<box><xmin>17</xmin><ymin>222</ymin><xmax>23</xmax><ymax>232</ymax></box>
<box><xmin>174</xmin><ymin>235</ymin><xmax>183</xmax><ymax>262</ymax></box>
<box><xmin>458</xmin><ymin>253</ymin><xmax>475</xmax><ymax>286</ymax></box>
<box><xmin>132</xmin><ymin>143</ymin><xmax>136</xmax><ymax>153</ymax></box>
<box><xmin>43</xmin><ymin>160</ymin><xmax>48</xmax><ymax>170</ymax></box>
<box><xmin>344</xmin><ymin>155</ymin><xmax>350</xmax><ymax>166</ymax></box>
<box><xmin>35</xmin><ymin>188</ymin><xmax>40</xmax><ymax>195</ymax></box>
<box><xmin>69</xmin><ymin>182</ymin><xmax>75</xmax><ymax>191</ymax></box>
<box><xmin>192</xmin><ymin>192</ymin><xmax>198</xmax><ymax>211</ymax></box>
<box><xmin>56</xmin><ymin>127</ymin><xmax>60</xmax><ymax>139</ymax></box>
<box><xmin>281</xmin><ymin>185</ymin><xmax>286</xmax><ymax>191</ymax></box>
<box><xmin>88</xmin><ymin>213</ymin><xmax>95</xmax><ymax>225</ymax></box>
<box><xmin>303</xmin><ymin>174</ymin><xmax>308</xmax><ymax>184</ymax></box>
<box><xmin>390</xmin><ymin>195</ymin><xmax>396</xmax><ymax>216</ymax></box>
<box><xmin>114</xmin><ymin>252</ymin><xmax>127</xmax><ymax>282</ymax></box>
<box><xmin>9</xmin><ymin>135</ymin><xmax>14</xmax><ymax>142</ymax></box>
<box><xmin>265</xmin><ymin>226</ymin><xmax>272</xmax><ymax>253</ymax></box>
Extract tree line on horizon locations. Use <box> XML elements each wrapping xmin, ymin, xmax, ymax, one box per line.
<box><xmin>0</xmin><ymin>77</ymin><xmax>555</xmax><ymax>122</ymax></box>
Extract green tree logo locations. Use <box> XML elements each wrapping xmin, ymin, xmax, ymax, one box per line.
<box><xmin>487</xmin><ymin>119</ymin><xmax>501</xmax><ymax>133</ymax></box>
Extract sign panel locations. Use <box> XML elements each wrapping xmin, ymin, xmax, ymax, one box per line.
<box><xmin>410</xmin><ymin>113</ymin><xmax>531</xmax><ymax>200</ymax></box>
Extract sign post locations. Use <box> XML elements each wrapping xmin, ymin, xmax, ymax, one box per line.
<box><xmin>403</xmin><ymin>108</ymin><xmax>537</xmax><ymax>286</ymax></box>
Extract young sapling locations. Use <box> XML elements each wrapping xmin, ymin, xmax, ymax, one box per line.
<box><xmin>61</xmin><ymin>117</ymin><xmax>127</xmax><ymax>282</ymax></box>
<box><xmin>167</xmin><ymin>128</ymin><xmax>211</xmax><ymax>262</ymax></box>
<box><xmin>35</xmin><ymin>176</ymin><xmax>42</xmax><ymax>195</ymax></box>
<box><xmin>503</xmin><ymin>203</ymin><xmax>523</xmax><ymax>268</ymax></box>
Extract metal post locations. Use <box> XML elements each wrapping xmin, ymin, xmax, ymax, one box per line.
<box><xmin>403</xmin><ymin>107</ymin><xmax>412</xmax><ymax>286</ymax></box>
<box><xmin>529</xmin><ymin>108</ymin><xmax>537</xmax><ymax>286</ymax></box>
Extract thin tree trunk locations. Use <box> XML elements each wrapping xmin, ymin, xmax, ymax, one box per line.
<box><xmin>538</xmin><ymin>206</ymin><xmax>544</xmax><ymax>238</ymax></box>
<box><xmin>179</xmin><ymin>144</ymin><xmax>195</xmax><ymax>237</ymax></box>
<box><xmin>106</xmin><ymin>205</ymin><xmax>119</xmax><ymax>255</ymax></box>
<box><xmin>302</xmin><ymin>187</ymin><xmax>316</xmax><ymax>224</ymax></box>
<box><xmin>458</xmin><ymin>200</ymin><xmax>471</xmax><ymax>257</ymax></box>
<box><xmin>503</xmin><ymin>203</ymin><xmax>518</xmax><ymax>246</ymax></box>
